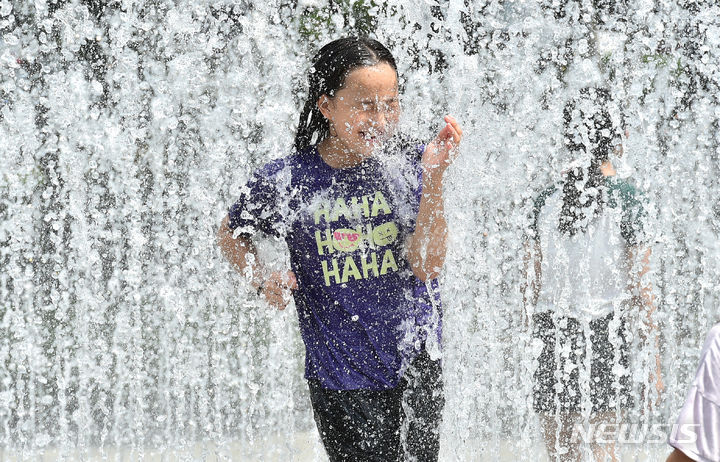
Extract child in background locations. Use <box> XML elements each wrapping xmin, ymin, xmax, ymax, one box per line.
<box><xmin>526</xmin><ymin>87</ymin><xmax>662</xmax><ymax>461</ymax></box>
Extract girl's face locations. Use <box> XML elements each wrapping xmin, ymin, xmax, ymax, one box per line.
<box><xmin>318</xmin><ymin>62</ymin><xmax>400</xmax><ymax>159</ymax></box>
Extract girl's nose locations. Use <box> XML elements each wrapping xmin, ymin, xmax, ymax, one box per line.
<box><xmin>372</xmin><ymin>111</ymin><xmax>387</xmax><ymax>131</ymax></box>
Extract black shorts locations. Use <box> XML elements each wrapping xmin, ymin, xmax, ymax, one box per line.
<box><xmin>307</xmin><ymin>350</ymin><xmax>444</xmax><ymax>462</ymax></box>
<box><xmin>532</xmin><ymin>311</ymin><xmax>632</xmax><ymax>415</ymax></box>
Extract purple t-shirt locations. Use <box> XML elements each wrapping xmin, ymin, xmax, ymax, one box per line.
<box><xmin>668</xmin><ymin>324</ymin><xmax>720</xmax><ymax>461</ymax></box>
<box><xmin>228</xmin><ymin>145</ymin><xmax>442</xmax><ymax>390</ymax></box>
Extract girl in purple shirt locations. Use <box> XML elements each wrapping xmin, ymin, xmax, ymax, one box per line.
<box><xmin>217</xmin><ymin>37</ymin><xmax>462</xmax><ymax>462</ymax></box>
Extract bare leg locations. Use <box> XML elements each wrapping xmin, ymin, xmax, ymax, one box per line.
<box><xmin>540</xmin><ymin>412</ymin><xmax>623</xmax><ymax>462</ymax></box>
<box><xmin>540</xmin><ymin>413</ymin><xmax>582</xmax><ymax>462</ymax></box>
<box><xmin>590</xmin><ymin>412</ymin><xmax>620</xmax><ymax>462</ymax></box>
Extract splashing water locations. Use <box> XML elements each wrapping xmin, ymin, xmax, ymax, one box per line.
<box><xmin>1</xmin><ymin>0</ymin><xmax>719</xmax><ymax>460</ymax></box>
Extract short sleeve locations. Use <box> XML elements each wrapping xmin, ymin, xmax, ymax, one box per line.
<box><xmin>227</xmin><ymin>159</ymin><xmax>288</xmax><ymax>238</ymax></box>
<box><xmin>668</xmin><ymin>325</ymin><xmax>720</xmax><ymax>462</ymax></box>
<box><xmin>528</xmin><ymin>185</ymin><xmax>557</xmax><ymax>241</ymax></box>
<box><xmin>617</xmin><ymin>184</ymin><xmax>647</xmax><ymax>247</ymax></box>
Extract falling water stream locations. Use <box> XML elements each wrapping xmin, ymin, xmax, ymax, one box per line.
<box><xmin>1</xmin><ymin>0</ymin><xmax>719</xmax><ymax>460</ymax></box>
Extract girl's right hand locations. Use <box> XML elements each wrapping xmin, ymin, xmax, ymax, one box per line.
<box><xmin>257</xmin><ymin>271</ymin><xmax>298</xmax><ymax>310</ymax></box>
<box><xmin>421</xmin><ymin>115</ymin><xmax>463</xmax><ymax>181</ymax></box>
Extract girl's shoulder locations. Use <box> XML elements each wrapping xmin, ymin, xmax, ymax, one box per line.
<box><xmin>256</xmin><ymin>147</ymin><xmax>319</xmax><ymax>177</ymax></box>
<box><xmin>532</xmin><ymin>182</ymin><xmax>561</xmax><ymax>213</ymax></box>
<box><xmin>606</xmin><ymin>175</ymin><xmax>641</xmax><ymax>193</ymax></box>
<box><xmin>604</xmin><ymin>176</ymin><xmax>645</xmax><ymax>211</ymax></box>
<box><xmin>256</xmin><ymin>157</ymin><xmax>290</xmax><ymax>178</ymax></box>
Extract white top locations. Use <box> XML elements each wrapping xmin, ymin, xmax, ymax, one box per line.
<box><xmin>668</xmin><ymin>324</ymin><xmax>720</xmax><ymax>462</ymax></box>
<box><xmin>533</xmin><ymin>180</ymin><xmax>642</xmax><ymax>318</ymax></box>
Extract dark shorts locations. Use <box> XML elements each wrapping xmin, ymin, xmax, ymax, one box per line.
<box><xmin>532</xmin><ymin>311</ymin><xmax>632</xmax><ymax>415</ymax></box>
<box><xmin>307</xmin><ymin>350</ymin><xmax>444</xmax><ymax>462</ymax></box>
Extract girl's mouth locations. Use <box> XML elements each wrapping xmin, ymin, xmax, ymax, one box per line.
<box><xmin>359</xmin><ymin>130</ymin><xmax>384</xmax><ymax>143</ymax></box>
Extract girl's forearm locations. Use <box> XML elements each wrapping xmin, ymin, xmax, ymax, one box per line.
<box><xmin>217</xmin><ymin>216</ymin><xmax>263</xmax><ymax>287</ymax></box>
<box><xmin>407</xmin><ymin>115</ymin><xmax>461</xmax><ymax>281</ymax></box>
<box><xmin>408</xmin><ymin>173</ymin><xmax>447</xmax><ymax>282</ymax></box>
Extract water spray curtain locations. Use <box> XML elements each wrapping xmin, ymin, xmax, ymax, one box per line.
<box><xmin>1</xmin><ymin>0</ymin><xmax>719</xmax><ymax>459</ymax></box>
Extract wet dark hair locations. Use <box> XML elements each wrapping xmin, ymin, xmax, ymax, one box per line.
<box><xmin>559</xmin><ymin>87</ymin><xmax>614</xmax><ymax>236</ymax></box>
<box><xmin>294</xmin><ymin>37</ymin><xmax>398</xmax><ymax>152</ymax></box>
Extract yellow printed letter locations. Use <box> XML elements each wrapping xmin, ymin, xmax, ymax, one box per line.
<box><xmin>371</xmin><ymin>191</ymin><xmax>391</xmax><ymax>217</ymax></box>
<box><xmin>330</xmin><ymin>197</ymin><xmax>352</xmax><ymax>222</ymax></box>
<box><xmin>380</xmin><ymin>249</ymin><xmax>399</xmax><ymax>275</ymax></box>
<box><xmin>361</xmin><ymin>252</ymin><xmax>379</xmax><ymax>279</ymax></box>
<box><xmin>315</xmin><ymin>229</ymin><xmax>334</xmax><ymax>256</ymax></box>
<box><xmin>322</xmin><ymin>259</ymin><xmax>341</xmax><ymax>286</ymax></box>
<box><xmin>341</xmin><ymin>255</ymin><xmax>362</xmax><ymax>283</ymax></box>
<box><xmin>314</xmin><ymin>205</ymin><xmax>329</xmax><ymax>225</ymax></box>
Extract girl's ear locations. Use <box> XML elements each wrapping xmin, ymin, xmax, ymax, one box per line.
<box><xmin>317</xmin><ymin>95</ymin><xmax>332</xmax><ymax>121</ymax></box>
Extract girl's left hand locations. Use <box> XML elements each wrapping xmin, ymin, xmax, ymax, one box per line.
<box><xmin>422</xmin><ymin>115</ymin><xmax>463</xmax><ymax>181</ymax></box>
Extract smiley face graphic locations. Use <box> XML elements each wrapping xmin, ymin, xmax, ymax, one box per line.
<box><xmin>332</xmin><ymin>229</ymin><xmax>362</xmax><ymax>252</ymax></box>
<box><xmin>372</xmin><ymin>221</ymin><xmax>398</xmax><ymax>246</ymax></box>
